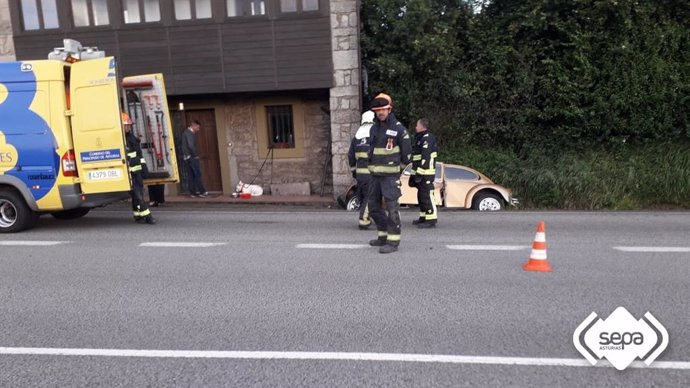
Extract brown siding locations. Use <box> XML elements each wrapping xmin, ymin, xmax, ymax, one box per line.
<box><xmin>9</xmin><ymin>0</ymin><xmax>333</xmax><ymax>96</ymax></box>
<box><xmin>274</xmin><ymin>18</ymin><xmax>332</xmax><ymax>89</ymax></box>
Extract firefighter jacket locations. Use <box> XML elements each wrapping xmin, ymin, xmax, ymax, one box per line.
<box><xmin>125</xmin><ymin>131</ymin><xmax>148</xmax><ymax>176</ymax></box>
<box><xmin>348</xmin><ymin>136</ymin><xmax>372</xmax><ymax>181</ymax></box>
<box><xmin>411</xmin><ymin>130</ymin><xmax>438</xmax><ymax>177</ymax></box>
<box><xmin>367</xmin><ymin>114</ymin><xmax>412</xmax><ymax>176</ymax></box>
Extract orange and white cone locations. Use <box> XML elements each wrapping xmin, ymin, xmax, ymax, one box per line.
<box><xmin>522</xmin><ymin>221</ymin><xmax>552</xmax><ymax>272</ymax></box>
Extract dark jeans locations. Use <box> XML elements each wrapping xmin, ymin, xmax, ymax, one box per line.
<box><xmin>185</xmin><ymin>158</ymin><xmax>207</xmax><ymax>194</ymax></box>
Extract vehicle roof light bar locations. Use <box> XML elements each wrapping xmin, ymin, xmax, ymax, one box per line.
<box><xmin>48</xmin><ymin>39</ymin><xmax>105</xmax><ymax>63</ymax></box>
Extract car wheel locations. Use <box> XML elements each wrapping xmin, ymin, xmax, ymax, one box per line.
<box><xmin>51</xmin><ymin>207</ymin><xmax>91</xmax><ymax>220</ymax></box>
<box><xmin>472</xmin><ymin>192</ymin><xmax>503</xmax><ymax>211</ymax></box>
<box><xmin>0</xmin><ymin>190</ymin><xmax>38</xmax><ymax>233</ymax></box>
<box><xmin>346</xmin><ymin>195</ymin><xmax>360</xmax><ymax>211</ymax></box>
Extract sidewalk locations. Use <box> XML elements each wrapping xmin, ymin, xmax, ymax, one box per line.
<box><xmin>162</xmin><ymin>193</ymin><xmax>336</xmax><ymax>207</ymax></box>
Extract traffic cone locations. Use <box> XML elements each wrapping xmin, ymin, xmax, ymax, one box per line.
<box><xmin>522</xmin><ymin>221</ymin><xmax>552</xmax><ymax>272</ymax></box>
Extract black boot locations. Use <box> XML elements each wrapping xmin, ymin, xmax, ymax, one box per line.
<box><xmin>412</xmin><ymin>218</ymin><xmax>425</xmax><ymax>225</ymax></box>
<box><xmin>417</xmin><ymin>221</ymin><xmax>437</xmax><ymax>228</ymax></box>
<box><xmin>369</xmin><ymin>236</ymin><xmax>387</xmax><ymax>246</ymax></box>
<box><xmin>144</xmin><ymin>215</ymin><xmax>157</xmax><ymax>225</ymax></box>
<box><xmin>379</xmin><ymin>244</ymin><xmax>398</xmax><ymax>254</ymax></box>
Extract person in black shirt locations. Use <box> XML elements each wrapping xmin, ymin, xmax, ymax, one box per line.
<box><xmin>181</xmin><ymin>120</ymin><xmax>208</xmax><ymax>197</ymax></box>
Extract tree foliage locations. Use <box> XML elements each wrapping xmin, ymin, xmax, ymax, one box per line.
<box><xmin>361</xmin><ymin>0</ymin><xmax>689</xmax><ymax>155</ymax></box>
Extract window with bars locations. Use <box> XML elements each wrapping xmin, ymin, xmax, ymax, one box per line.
<box><xmin>174</xmin><ymin>0</ymin><xmax>212</xmax><ymax>20</ymax></box>
<box><xmin>71</xmin><ymin>0</ymin><xmax>109</xmax><ymax>27</ymax></box>
<box><xmin>266</xmin><ymin>105</ymin><xmax>295</xmax><ymax>149</ymax></box>
<box><xmin>20</xmin><ymin>0</ymin><xmax>59</xmax><ymax>30</ymax></box>
<box><xmin>123</xmin><ymin>0</ymin><xmax>161</xmax><ymax>23</ymax></box>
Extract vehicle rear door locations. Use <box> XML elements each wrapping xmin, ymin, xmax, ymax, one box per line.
<box><xmin>69</xmin><ymin>57</ymin><xmax>131</xmax><ymax>194</ymax></box>
<box><xmin>122</xmin><ymin>74</ymin><xmax>179</xmax><ymax>185</ymax></box>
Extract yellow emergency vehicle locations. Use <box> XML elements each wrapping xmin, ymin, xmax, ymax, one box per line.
<box><xmin>0</xmin><ymin>39</ymin><xmax>178</xmax><ymax>233</ymax></box>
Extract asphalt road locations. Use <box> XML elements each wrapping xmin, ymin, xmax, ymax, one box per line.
<box><xmin>1</xmin><ymin>206</ymin><xmax>689</xmax><ymax>387</ymax></box>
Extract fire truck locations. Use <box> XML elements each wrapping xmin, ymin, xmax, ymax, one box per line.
<box><xmin>0</xmin><ymin>39</ymin><xmax>178</xmax><ymax>232</ymax></box>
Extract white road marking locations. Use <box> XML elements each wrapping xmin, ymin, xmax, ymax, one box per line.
<box><xmin>297</xmin><ymin>244</ymin><xmax>370</xmax><ymax>249</ymax></box>
<box><xmin>613</xmin><ymin>247</ymin><xmax>690</xmax><ymax>253</ymax></box>
<box><xmin>139</xmin><ymin>242</ymin><xmax>227</xmax><ymax>248</ymax></box>
<box><xmin>0</xmin><ymin>241</ymin><xmax>70</xmax><ymax>246</ymax></box>
<box><xmin>0</xmin><ymin>347</ymin><xmax>688</xmax><ymax>370</ymax></box>
<box><xmin>446</xmin><ymin>245</ymin><xmax>529</xmax><ymax>251</ymax></box>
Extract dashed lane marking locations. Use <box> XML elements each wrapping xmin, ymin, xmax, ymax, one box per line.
<box><xmin>296</xmin><ymin>244</ymin><xmax>369</xmax><ymax>249</ymax></box>
<box><xmin>0</xmin><ymin>347</ymin><xmax>688</xmax><ymax>370</ymax></box>
<box><xmin>446</xmin><ymin>245</ymin><xmax>529</xmax><ymax>251</ymax></box>
<box><xmin>0</xmin><ymin>241</ymin><xmax>71</xmax><ymax>246</ymax></box>
<box><xmin>139</xmin><ymin>242</ymin><xmax>227</xmax><ymax>248</ymax></box>
<box><xmin>613</xmin><ymin>246</ymin><xmax>690</xmax><ymax>253</ymax></box>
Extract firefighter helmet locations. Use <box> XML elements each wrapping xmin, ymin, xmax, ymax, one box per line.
<box><xmin>371</xmin><ymin>93</ymin><xmax>393</xmax><ymax>111</ymax></box>
<box><xmin>121</xmin><ymin>112</ymin><xmax>133</xmax><ymax>125</ymax></box>
<box><xmin>361</xmin><ymin>110</ymin><xmax>375</xmax><ymax>125</ymax></box>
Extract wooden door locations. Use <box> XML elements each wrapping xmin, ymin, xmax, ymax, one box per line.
<box><xmin>185</xmin><ymin>109</ymin><xmax>222</xmax><ymax>192</ymax></box>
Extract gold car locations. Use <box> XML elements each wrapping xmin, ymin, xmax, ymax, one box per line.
<box><xmin>339</xmin><ymin>162</ymin><xmax>518</xmax><ymax>211</ymax></box>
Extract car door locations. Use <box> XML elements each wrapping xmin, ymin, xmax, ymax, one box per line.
<box><xmin>400</xmin><ymin>163</ymin><xmax>443</xmax><ymax>205</ymax></box>
<box><xmin>442</xmin><ymin>165</ymin><xmax>482</xmax><ymax>208</ymax></box>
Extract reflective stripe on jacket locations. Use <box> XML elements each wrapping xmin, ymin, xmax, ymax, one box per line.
<box><xmin>348</xmin><ymin>135</ymin><xmax>372</xmax><ymax>178</ymax></box>
<box><xmin>125</xmin><ymin>131</ymin><xmax>146</xmax><ymax>174</ymax></box>
<box><xmin>411</xmin><ymin>131</ymin><xmax>437</xmax><ymax>177</ymax></box>
<box><xmin>367</xmin><ymin>114</ymin><xmax>411</xmax><ymax>176</ymax></box>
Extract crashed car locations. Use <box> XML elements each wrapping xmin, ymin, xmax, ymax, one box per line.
<box><xmin>337</xmin><ymin>162</ymin><xmax>518</xmax><ymax>211</ymax></box>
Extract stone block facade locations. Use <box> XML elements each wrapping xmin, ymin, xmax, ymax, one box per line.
<box><xmin>0</xmin><ymin>0</ymin><xmax>15</xmax><ymax>62</ymax></box>
<box><xmin>329</xmin><ymin>0</ymin><xmax>361</xmax><ymax>198</ymax></box>
<box><xmin>219</xmin><ymin>98</ymin><xmax>332</xmax><ymax>196</ymax></box>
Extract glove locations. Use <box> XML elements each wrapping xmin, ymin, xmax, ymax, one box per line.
<box><xmin>408</xmin><ymin>176</ymin><xmax>418</xmax><ymax>188</ymax></box>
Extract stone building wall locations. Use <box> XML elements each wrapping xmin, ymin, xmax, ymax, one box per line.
<box><xmin>0</xmin><ymin>0</ymin><xmax>15</xmax><ymax>62</ymax></box>
<box><xmin>221</xmin><ymin>99</ymin><xmax>332</xmax><ymax>195</ymax></box>
<box><xmin>329</xmin><ymin>0</ymin><xmax>362</xmax><ymax>198</ymax></box>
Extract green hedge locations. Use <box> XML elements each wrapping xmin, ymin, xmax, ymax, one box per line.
<box><xmin>442</xmin><ymin>142</ymin><xmax>690</xmax><ymax>209</ymax></box>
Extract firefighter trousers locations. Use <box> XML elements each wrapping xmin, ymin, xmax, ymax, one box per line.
<box><xmin>368</xmin><ymin>175</ymin><xmax>402</xmax><ymax>246</ymax></box>
<box><xmin>357</xmin><ymin>179</ymin><xmax>371</xmax><ymax>226</ymax></box>
<box><xmin>416</xmin><ymin>176</ymin><xmax>437</xmax><ymax>222</ymax></box>
<box><xmin>130</xmin><ymin>171</ymin><xmax>151</xmax><ymax>219</ymax></box>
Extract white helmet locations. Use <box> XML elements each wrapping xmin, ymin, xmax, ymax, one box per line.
<box><xmin>360</xmin><ymin>110</ymin><xmax>375</xmax><ymax>125</ymax></box>
<box><xmin>356</xmin><ymin>111</ymin><xmax>374</xmax><ymax>139</ymax></box>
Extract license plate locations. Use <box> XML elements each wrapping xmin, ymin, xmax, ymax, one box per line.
<box><xmin>87</xmin><ymin>169</ymin><xmax>122</xmax><ymax>181</ymax></box>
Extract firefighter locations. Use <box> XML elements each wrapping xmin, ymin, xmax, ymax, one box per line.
<box><xmin>367</xmin><ymin>93</ymin><xmax>412</xmax><ymax>253</ymax></box>
<box><xmin>409</xmin><ymin>118</ymin><xmax>438</xmax><ymax>228</ymax></box>
<box><xmin>348</xmin><ymin>110</ymin><xmax>375</xmax><ymax>229</ymax></box>
<box><xmin>122</xmin><ymin>112</ymin><xmax>156</xmax><ymax>225</ymax></box>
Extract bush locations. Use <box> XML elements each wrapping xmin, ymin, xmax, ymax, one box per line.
<box><xmin>442</xmin><ymin>142</ymin><xmax>690</xmax><ymax>209</ymax></box>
